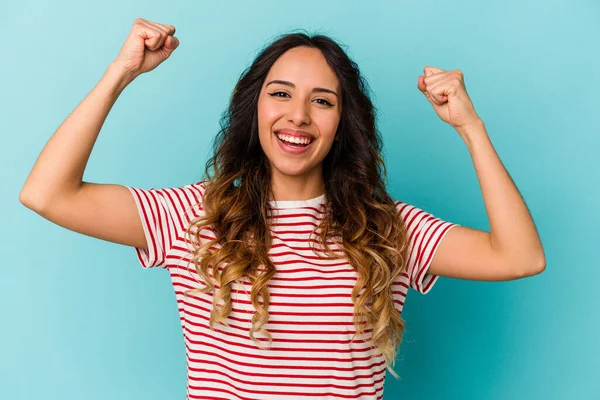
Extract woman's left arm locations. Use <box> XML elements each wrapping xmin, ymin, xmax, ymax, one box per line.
<box><xmin>417</xmin><ymin>66</ymin><xmax>546</xmax><ymax>281</ymax></box>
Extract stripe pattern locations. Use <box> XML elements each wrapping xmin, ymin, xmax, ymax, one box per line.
<box><xmin>126</xmin><ymin>181</ymin><xmax>459</xmax><ymax>399</ymax></box>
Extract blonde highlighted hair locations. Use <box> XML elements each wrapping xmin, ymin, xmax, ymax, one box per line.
<box><xmin>182</xmin><ymin>30</ymin><xmax>412</xmax><ymax>378</ymax></box>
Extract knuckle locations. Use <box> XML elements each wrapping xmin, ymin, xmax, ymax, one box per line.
<box><xmin>150</xmin><ymin>29</ymin><xmax>163</xmax><ymax>39</ymax></box>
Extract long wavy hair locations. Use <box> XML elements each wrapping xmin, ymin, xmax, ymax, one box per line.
<box><xmin>182</xmin><ymin>30</ymin><xmax>411</xmax><ymax>379</ymax></box>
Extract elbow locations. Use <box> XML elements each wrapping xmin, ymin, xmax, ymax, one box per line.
<box><xmin>517</xmin><ymin>254</ymin><xmax>546</xmax><ymax>278</ymax></box>
<box><xmin>19</xmin><ymin>189</ymin><xmax>32</xmax><ymax>207</ymax></box>
<box><xmin>534</xmin><ymin>255</ymin><xmax>546</xmax><ymax>274</ymax></box>
<box><xmin>19</xmin><ymin>188</ymin><xmax>45</xmax><ymax>211</ymax></box>
<box><xmin>533</xmin><ymin>248</ymin><xmax>547</xmax><ymax>274</ymax></box>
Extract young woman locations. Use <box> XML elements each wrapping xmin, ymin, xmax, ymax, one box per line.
<box><xmin>20</xmin><ymin>18</ymin><xmax>545</xmax><ymax>400</ymax></box>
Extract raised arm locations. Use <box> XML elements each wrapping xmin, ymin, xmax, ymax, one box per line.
<box><xmin>19</xmin><ymin>18</ymin><xmax>179</xmax><ymax>249</ymax></box>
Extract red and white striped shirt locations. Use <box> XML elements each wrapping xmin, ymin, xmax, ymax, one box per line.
<box><xmin>126</xmin><ymin>180</ymin><xmax>458</xmax><ymax>400</ymax></box>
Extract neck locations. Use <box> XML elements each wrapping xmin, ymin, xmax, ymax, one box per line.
<box><xmin>269</xmin><ymin>165</ymin><xmax>324</xmax><ymax>201</ymax></box>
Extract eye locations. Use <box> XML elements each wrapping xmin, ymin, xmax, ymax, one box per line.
<box><xmin>315</xmin><ymin>98</ymin><xmax>333</xmax><ymax>106</ymax></box>
<box><xmin>268</xmin><ymin>91</ymin><xmax>334</xmax><ymax>107</ymax></box>
<box><xmin>270</xmin><ymin>91</ymin><xmax>289</xmax><ymax>98</ymax></box>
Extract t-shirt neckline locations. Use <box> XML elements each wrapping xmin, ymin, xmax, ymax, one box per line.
<box><xmin>268</xmin><ymin>193</ymin><xmax>326</xmax><ymax>209</ymax></box>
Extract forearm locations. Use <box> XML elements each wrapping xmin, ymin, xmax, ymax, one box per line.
<box><xmin>457</xmin><ymin>120</ymin><xmax>546</xmax><ymax>272</ymax></box>
<box><xmin>20</xmin><ymin>62</ymin><xmax>134</xmax><ymax>208</ymax></box>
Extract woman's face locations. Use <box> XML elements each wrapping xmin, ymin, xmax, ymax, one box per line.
<box><xmin>257</xmin><ymin>46</ymin><xmax>342</xmax><ymax>180</ymax></box>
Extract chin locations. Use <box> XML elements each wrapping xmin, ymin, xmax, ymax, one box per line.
<box><xmin>271</xmin><ymin>162</ymin><xmax>311</xmax><ymax>177</ymax></box>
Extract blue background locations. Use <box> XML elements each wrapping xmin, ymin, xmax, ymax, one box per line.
<box><xmin>2</xmin><ymin>0</ymin><xmax>598</xmax><ymax>399</ymax></box>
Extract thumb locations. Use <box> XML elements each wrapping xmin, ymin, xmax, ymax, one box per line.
<box><xmin>417</xmin><ymin>75</ymin><xmax>426</xmax><ymax>92</ymax></box>
<box><xmin>148</xmin><ymin>35</ymin><xmax>178</xmax><ymax>67</ymax></box>
<box><xmin>417</xmin><ymin>76</ymin><xmax>438</xmax><ymax>106</ymax></box>
<box><xmin>424</xmin><ymin>66</ymin><xmax>444</xmax><ymax>76</ymax></box>
<box><xmin>164</xmin><ymin>35</ymin><xmax>179</xmax><ymax>50</ymax></box>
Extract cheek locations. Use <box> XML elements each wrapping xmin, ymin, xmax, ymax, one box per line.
<box><xmin>257</xmin><ymin>101</ymin><xmax>278</xmax><ymax>151</ymax></box>
<box><xmin>257</xmin><ymin>100</ymin><xmax>281</xmax><ymax>130</ymax></box>
<box><xmin>316</xmin><ymin>115</ymin><xmax>340</xmax><ymax>140</ymax></box>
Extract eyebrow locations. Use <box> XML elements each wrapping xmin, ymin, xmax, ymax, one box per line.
<box><xmin>266</xmin><ymin>80</ymin><xmax>339</xmax><ymax>98</ymax></box>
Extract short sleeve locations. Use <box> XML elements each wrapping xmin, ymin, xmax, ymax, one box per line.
<box><xmin>396</xmin><ymin>201</ymin><xmax>460</xmax><ymax>294</ymax></box>
<box><xmin>125</xmin><ymin>181</ymin><xmax>206</xmax><ymax>270</ymax></box>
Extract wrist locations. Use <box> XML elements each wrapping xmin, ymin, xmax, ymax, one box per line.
<box><xmin>105</xmin><ymin>61</ymin><xmax>137</xmax><ymax>93</ymax></box>
<box><xmin>455</xmin><ymin>118</ymin><xmax>486</xmax><ymax>143</ymax></box>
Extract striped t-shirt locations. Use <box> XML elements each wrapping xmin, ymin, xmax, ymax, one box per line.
<box><xmin>126</xmin><ymin>180</ymin><xmax>458</xmax><ymax>400</ymax></box>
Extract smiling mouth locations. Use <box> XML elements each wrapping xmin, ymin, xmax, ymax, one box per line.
<box><xmin>276</xmin><ymin>135</ymin><xmax>313</xmax><ymax>148</ymax></box>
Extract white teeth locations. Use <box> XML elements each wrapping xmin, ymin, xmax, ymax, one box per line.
<box><xmin>276</xmin><ymin>133</ymin><xmax>312</xmax><ymax>145</ymax></box>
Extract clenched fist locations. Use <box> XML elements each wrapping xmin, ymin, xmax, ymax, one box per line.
<box><xmin>417</xmin><ymin>66</ymin><xmax>481</xmax><ymax>132</ymax></box>
<box><xmin>114</xmin><ymin>18</ymin><xmax>179</xmax><ymax>79</ymax></box>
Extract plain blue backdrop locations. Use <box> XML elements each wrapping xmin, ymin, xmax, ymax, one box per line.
<box><xmin>2</xmin><ymin>0</ymin><xmax>598</xmax><ymax>399</ymax></box>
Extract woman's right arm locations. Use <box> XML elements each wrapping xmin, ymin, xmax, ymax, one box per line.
<box><xmin>19</xmin><ymin>18</ymin><xmax>179</xmax><ymax>249</ymax></box>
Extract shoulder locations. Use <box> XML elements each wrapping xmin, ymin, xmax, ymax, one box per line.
<box><xmin>393</xmin><ymin>199</ymin><xmax>425</xmax><ymax>223</ymax></box>
<box><xmin>392</xmin><ymin>199</ymin><xmax>452</xmax><ymax>238</ymax></box>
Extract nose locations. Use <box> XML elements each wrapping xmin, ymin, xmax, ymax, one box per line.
<box><xmin>287</xmin><ymin>99</ymin><xmax>311</xmax><ymax>126</ymax></box>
